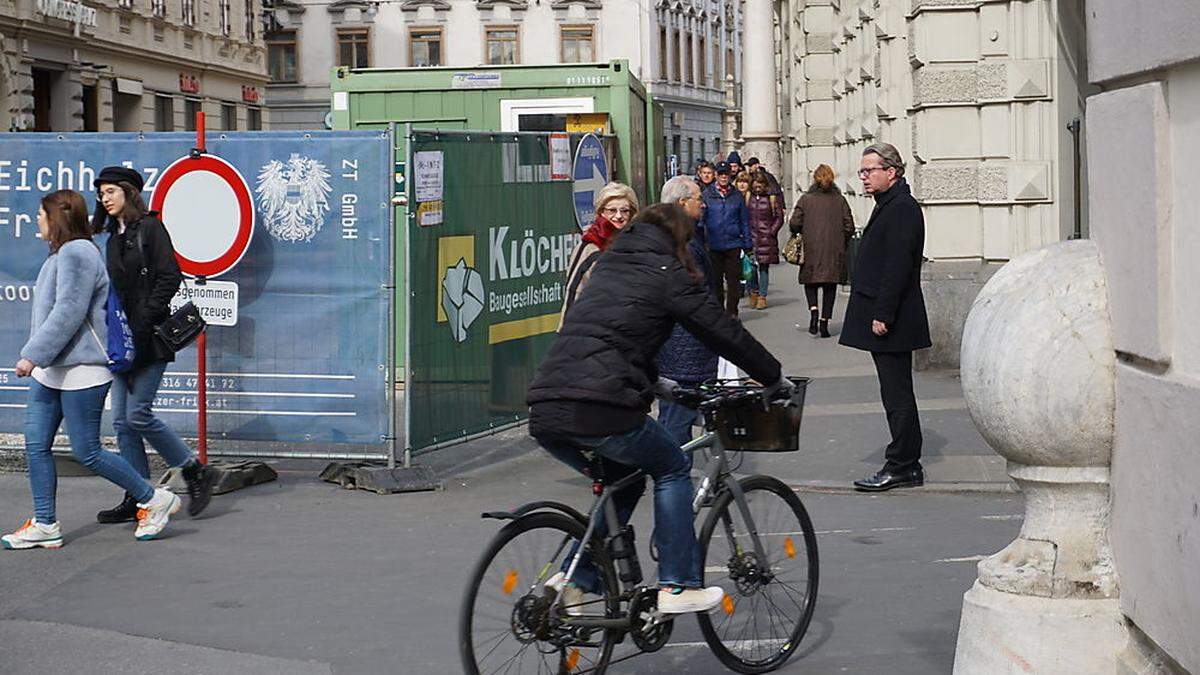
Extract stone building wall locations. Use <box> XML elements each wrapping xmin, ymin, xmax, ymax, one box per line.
<box><xmin>1086</xmin><ymin>0</ymin><xmax>1200</xmax><ymax>670</ymax></box>
<box><xmin>766</xmin><ymin>0</ymin><xmax>1090</xmax><ymax>367</ymax></box>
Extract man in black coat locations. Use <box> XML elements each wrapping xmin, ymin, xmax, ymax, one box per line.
<box><xmin>840</xmin><ymin>143</ymin><xmax>931</xmax><ymax>491</ymax></box>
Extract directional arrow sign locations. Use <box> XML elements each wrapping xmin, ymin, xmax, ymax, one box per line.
<box><xmin>572</xmin><ymin>133</ymin><xmax>609</xmax><ymax>230</ymax></box>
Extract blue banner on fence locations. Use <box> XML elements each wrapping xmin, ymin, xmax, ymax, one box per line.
<box><xmin>0</xmin><ymin>131</ymin><xmax>392</xmax><ymax>452</ymax></box>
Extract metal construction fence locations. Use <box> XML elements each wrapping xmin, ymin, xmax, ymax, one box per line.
<box><xmin>0</xmin><ymin>131</ymin><xmax>395</xmax><ymax>460</ymax></box>
<box><xmin>402</xmin><ymin>129</ymin><xmax>610</xmax><ymax>456</ymax></box>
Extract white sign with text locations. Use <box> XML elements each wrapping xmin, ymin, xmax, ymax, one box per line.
<box><xmin>170</xmin><ymin>279</ymin><xmax>239</xmax><ymax>327</ymax></box>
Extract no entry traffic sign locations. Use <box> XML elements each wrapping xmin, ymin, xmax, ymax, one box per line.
<box><xmin>150</xmin><ymin>153</ymin><xmax>255</xmax><ymax>279</ymax></box>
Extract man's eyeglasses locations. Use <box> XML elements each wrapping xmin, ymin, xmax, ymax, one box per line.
<box><xmin>857</xmin><ymin>166</ymin><xmax>890</xmax><ymax>178</ymax></box>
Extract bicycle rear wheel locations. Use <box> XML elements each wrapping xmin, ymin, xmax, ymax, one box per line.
<box><xmin>696</xmin><ymin>475</ymin><xmax>819</xmax><ymax>673</ymax></box>
<box><xmin>460</xmin><ymin>512</ymin><xmax>620</xmax><ymax>675</ymax></box>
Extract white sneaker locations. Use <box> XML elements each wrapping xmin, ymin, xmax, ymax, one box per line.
<box><xmin>544</xmin><ymin>572</ymin><xmax>587</xmax><ymax>616</ymax></box>
<box><xmin>2</xmin><ymin>518</ymin><xmax>63</xmax><ymax>550</ymax></box>
<box><xmin>658</xmin><ymin>586</ymin><xmax>726</xmax><ymax>614</ymax></box>
<box><xmin>134</xmin><ymin>488</ymin><xmax>181</xmax><ymax>541</ymax></box>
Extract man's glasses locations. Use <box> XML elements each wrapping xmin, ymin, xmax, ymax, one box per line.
<box><xmin>857</xmin><ymin>166</ymin><xmax>889</xmax><ymax>178</ymax></box>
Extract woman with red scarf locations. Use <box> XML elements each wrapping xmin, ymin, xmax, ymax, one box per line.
<box><xmin>558</xmin><ymin>182</ymin><xmax>639</xmax><ymax>328</ymax></box>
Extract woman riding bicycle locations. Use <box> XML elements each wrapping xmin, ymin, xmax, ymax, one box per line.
<box><xmin>527</xmin><ymin>202</ymin><xmax>792</xmax><ymax>615</ymax></box>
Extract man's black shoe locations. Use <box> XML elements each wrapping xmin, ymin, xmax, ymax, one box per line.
<box><xmin>182</xmin><ymin>461</ymin><xmax>216</xmax><ymax>517</ymax></box>
<box><xmin>97</xmin><ymin>493</ymin><xmax>139</xmax><ymax>523</ymax></box>
<box><xmin>853</xmin><ymin>467</ymin><xmax>924</xmax><ymax>492</ymax></box>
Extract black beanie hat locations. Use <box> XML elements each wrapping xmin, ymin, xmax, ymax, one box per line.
<box><xmin>94</xmin><ymin>166</ymin><xmax>145</xmax><ymax>192</ymax></box>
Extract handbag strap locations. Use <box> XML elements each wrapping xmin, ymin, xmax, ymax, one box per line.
<box><xmin>85</xmin><ymin>320</ymin><xmax>113</xmax><ymax>365</ymax></box>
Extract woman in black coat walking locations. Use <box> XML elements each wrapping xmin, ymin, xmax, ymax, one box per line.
<box><xmin>92</xmin><ymin>167</ymin><xmax>215</xmax><ymax>523</ymax></box>
<box><xmin>840</xmin><ymin>144</ymin><xmax>931</xmax><ymax>492</ymax></box>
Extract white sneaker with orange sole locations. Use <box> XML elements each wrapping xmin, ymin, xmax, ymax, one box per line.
<box><xmin>135</xmin><ymin>488</ymin><xmax>181</xmax><ymax>541</ymax></box>
<box><xmin>2</xmin><ymin>518</ymin><xmax>63</xmax><ymax>550</ymax></box>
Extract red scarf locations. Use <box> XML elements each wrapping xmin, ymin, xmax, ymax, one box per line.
<box><xmin>582</xmin><ymin>213</ymin><xmax>620</xmax><ymax>250</ymax></box>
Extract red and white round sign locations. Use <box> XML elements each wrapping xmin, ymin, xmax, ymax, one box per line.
<box><xmin>149</xmin><ymin>154</ymin><xmax>254</xmax><ymax>278</ymax></box>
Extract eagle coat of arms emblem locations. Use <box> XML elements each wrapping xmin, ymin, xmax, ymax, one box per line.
<box><xmin>255</xmin><ymin>154</ymin><xmax>333</xmax><ymax>243</ymax></box>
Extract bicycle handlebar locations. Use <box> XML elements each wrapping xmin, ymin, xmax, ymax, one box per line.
<box><xmin>671</xmin><ymin>380</ymin><xmax>793</xmax><ymax>411</ymax></box>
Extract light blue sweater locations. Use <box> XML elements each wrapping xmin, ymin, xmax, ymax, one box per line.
<box><xmin>21</xmin><ymin>240</ymin><xmax>110</xmax><ymax>369</ymax></box>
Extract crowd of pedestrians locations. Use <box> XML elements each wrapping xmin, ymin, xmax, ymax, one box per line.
<box><xmin>4</xmin><ymin>167</ymin><xmax>212</xmax><ymax>551</ymax></box>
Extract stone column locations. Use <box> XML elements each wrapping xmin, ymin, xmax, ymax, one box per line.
<box><xmin>740</xmin><ymin>0</ymin><xmax>779</xmax><ymax>171</ymax></box>
<box><xmin>952</xmin><ymin>240</ymin><xmax>1138</xmax><ymax>672</ymax></box>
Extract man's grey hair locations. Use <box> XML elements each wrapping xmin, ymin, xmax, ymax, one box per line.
<box><xmin>660</xmin><ymin>175</ymin><xmax>700</xmax><ymax>205</ymax></box>
<box><xmin>862</xmin><ymin>142</ymin><xmax>906</xmax><ymax>178</ymax></box>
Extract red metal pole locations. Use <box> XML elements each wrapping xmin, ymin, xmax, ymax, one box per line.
<box><xmin>195</xmin><ymin>111</ymin><xmax>208</xmax><ymax>464</ymax></box>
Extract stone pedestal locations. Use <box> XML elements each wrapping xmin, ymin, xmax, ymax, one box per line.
<box><xmin>953</xmin><ymin>240</ymin><xmax>1135</xmax><ymax>672</ymax></box>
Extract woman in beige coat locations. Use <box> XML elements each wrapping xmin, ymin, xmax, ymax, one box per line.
<box><xmin>789</xmin><ymin>164</ymin><xmax>855</xmax><ymax>338</ymax></box>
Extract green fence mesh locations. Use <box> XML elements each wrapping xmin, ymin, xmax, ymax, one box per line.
<box><xmin>405</xmin><ymin>130</ymin><xmax>610</xmax><ymax>453</ymax></box>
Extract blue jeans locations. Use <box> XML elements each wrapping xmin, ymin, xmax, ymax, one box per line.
<box><xmin>538</xmin><ymin>416</ymin><xmax>701</xmax><ymax>593</ymax></box>
<box><xmin>112</xmin><ymin>361</ymin><xmax>196</xmax><ymax>480</ymax></box>
<box><xmin>747</xmin><ymin>264</ymin><xmax>770</xmax><ymax>296</ymax></box>
<box><xmin>658</xmin><ymin>400</ymin><xmax>700</xmax><ymax>446</ymax></box>
<box><xmin>25</xmin><ymin>380</ymin><xmax>155</xmax><ymax>524</ymax></box>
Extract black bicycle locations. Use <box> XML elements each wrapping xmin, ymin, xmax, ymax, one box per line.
<box><xmin>459</xmin><ymin>378</ymin><xmax>819</xmax><ymax>674</ymax></box>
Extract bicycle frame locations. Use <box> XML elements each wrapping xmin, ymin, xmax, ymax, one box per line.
<box><xmin>549</xmin><ymin>429</ymin><xmax>769</xmax><ymax>624</ymax></box>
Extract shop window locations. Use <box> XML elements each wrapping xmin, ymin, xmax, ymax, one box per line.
<box><xmin>268</xmin><ymin>31</ymin><xmax>298</xmax><ymax>82</ymax></box>
<box><xmin>410</xmin><ymin>28</ymin><xmax>442</xmax><ymax>67</ymax></box>
<box><xmin>485</xmin><ymin>27</ymin><xmax>519</xmax><ymax>65</ymax></box>
<box><xmin>337</xmin><ymin>29</ymin><xmax>370</xmax><ymax>69</ymax></box>
<box><xmin>155</xmin><ymin>95</ymin><xmax>175</xmax><ymax>132</ymax></box>
<box><xmin>222</xmin><ymin>103</ymin><xmax>237</xmax><ymax>131</ymax></box>
<box><xmin>247</xmin><ymin>107</ymin><xmax>262</xmax><ymax>130</ymax></box>
<box><xmin>560</xmin><ymin>26</ymin><xmax>594</xmax><ymax>64</ymax></box>
<box><xmin>183</xmin><ymin>98</ymin><xmax>201</xmax><ymax>131</ymax></box>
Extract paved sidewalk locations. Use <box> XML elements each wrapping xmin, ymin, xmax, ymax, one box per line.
<box><xmin>735</xmin><ymin>280</ymin><xmax>1010</xmax><ymax>492</ymax></box>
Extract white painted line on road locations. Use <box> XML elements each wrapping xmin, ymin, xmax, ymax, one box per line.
<box><xmin>981</xmin><ymin>514</ymin><xmax>1022</xmax><ymax>521</ymax></box>
<box><xmin>933</xmin><ymin>554</ymin><xmax>989</xmax><ymax>563</ymax></box>
<box><xmin>711</xmin><ymin>526</ymin><xmax>915</xmax><ymax>539</ymax></box>
<box><xmin>665</xmin><ymin>638</ymin><xmax>791</xmax><ymax>650</ymax></box>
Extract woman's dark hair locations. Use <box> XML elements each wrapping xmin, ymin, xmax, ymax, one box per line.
<box><xmin>93</xmin><ymin>180</ymin><xmax>148</xmax><ymax>234</ymax></box>
<box><xmin>750</xmin><ymin>173</ymin><xmax>771</xmax><ymax>191</ymax></box>
<box><xmin>624</xmin><ymin>203</ymin><xmax>702</xmax><ymax>282</ymax></box>
<box><xmin>41</xmin><ymin>190</ymin><xmax>93</xmax><ymax>253</ymax></box>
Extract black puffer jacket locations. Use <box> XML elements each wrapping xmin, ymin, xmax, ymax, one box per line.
<box><xmin>528</xmin><ymin>220</ymin><xmax>781</xmax><ymax>438</ymax></box>
<box><xmin>105</xmin><ymin>214</ymin><xmax>184</xmax><ymax>367</ymax></box>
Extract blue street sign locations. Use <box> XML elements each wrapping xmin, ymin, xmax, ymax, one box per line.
<box><xmin>572</xmin><ymin>133</ymin><xmax>609</xmax><ymax>230</ymax></box>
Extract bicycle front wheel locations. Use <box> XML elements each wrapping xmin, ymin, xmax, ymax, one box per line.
<box><xmin>696</xmin><ymin>475</ymin><xmax>819</xmax><ymax>673</ymax></box>
<box><xmin>459</xmin><ymin>512</ymin><xmax>620</xmax><ymax>675</ymax></box>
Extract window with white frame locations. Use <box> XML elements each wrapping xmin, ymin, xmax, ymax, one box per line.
<box><xmin>181</xmin><ymin>0</ymin><xmax>195</xmax><ymax>25</ymax></box>
<box><xmin>220</xmin><ymin>0</ymin><xmax>232</xmax><ymax>36</ymax></box>
<box><xmin>152</xmin><ymin>0</ymin><xmax>166</xmax><ymax>18</ymax></box>
<box><xmin>244</xmin><ymin>0</ymin><xmax>255</xmax><ymax>40</ymax></box>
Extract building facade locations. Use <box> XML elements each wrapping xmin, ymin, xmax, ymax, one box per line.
<box><xmin>0</xmin><ymin>0</ymin><xmax>268</xmax><ymax>133</ymax></box>
<box><xmin>265</xmin><ymin>0</ymin><xmax>742</xmax><ymax>174</ymax></box>
<box><xmin>738</xmin><ymin>0</ymin><xmax>1090</xmax><ymax>366</ymax></box>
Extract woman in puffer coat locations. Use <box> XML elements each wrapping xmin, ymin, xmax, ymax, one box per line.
<box><xmin>745</xmin><ymin>172</ymin><xmax>784</xmax><ymax>310</ymax></box>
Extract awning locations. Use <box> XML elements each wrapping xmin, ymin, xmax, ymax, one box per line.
<box><xmin>114</xmin><ymin>77</ymin><xmax>143</xmax><ymax>96</ymax></box>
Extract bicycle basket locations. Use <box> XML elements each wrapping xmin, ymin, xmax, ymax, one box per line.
<box><xmin>713</xmin><ymin>377</ymin><xmax>810</xmax><ymax>452</ymax></box>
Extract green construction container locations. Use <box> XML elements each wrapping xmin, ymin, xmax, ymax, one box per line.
<box><xmin>331</xmin><ymin>59</ymin><xmax>659</xmax><ymax>204</ymax></box>
<box><xmin>332</xmin><ymin>60</ymin><xmax>662</xmax><ymax>378</ymax></box>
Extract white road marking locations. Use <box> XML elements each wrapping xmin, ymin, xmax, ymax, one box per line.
<box><xmin>933</xmin><ymin>554</ymin><xmax>989</xmax><ymax>563</ymax></box>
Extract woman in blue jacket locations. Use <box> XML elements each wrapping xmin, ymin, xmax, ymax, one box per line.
<box><xmin>700</xmin><ymin>162</ymin><xmax>751</xmax><ymax>316</ymax></box>
<box><xmin>3</xmin><ymin>190</ymin><xmax>181</xmax><ymax>550</ymax></box>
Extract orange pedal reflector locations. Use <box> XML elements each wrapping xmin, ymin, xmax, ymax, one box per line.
<box><xmin>565</xmin><ymin>649</ymin><xmax>581</xmax><ymax>671</ymax></box>
<box><xmin>502</xmin><ymin>570</ymin><xmax>519</xmax><ymax>595</ymax></box>
<box><xmin>784</xmin><ymin>537</ymin><xmax>797</xmax><ymax>559</ymax></box>
<box><xmin>722</xmin><ymin>594</ymin><xmax>735</xmax><ymax>615</ymax></box>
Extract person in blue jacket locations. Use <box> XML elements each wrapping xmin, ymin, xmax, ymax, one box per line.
<box><xmin>701</xmin><ymin>161</ymin><xmax>751</xmax><ymax>316</ymax></box>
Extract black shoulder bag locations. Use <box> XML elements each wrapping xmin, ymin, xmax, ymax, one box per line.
<box><xmin>134</xmin><ymin>226</ymin><xmax>206</xmax><ymax>353</ymax></box>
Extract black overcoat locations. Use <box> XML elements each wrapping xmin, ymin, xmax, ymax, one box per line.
<box><xmin>839</xmin><ymin>179</ymin><xmax>932</xmax><ymax>353</ymax></box>
<box><xmin>105</xmin><ymin>214</ymin><xmax>185</xmax><ymax>366</ymax></box>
